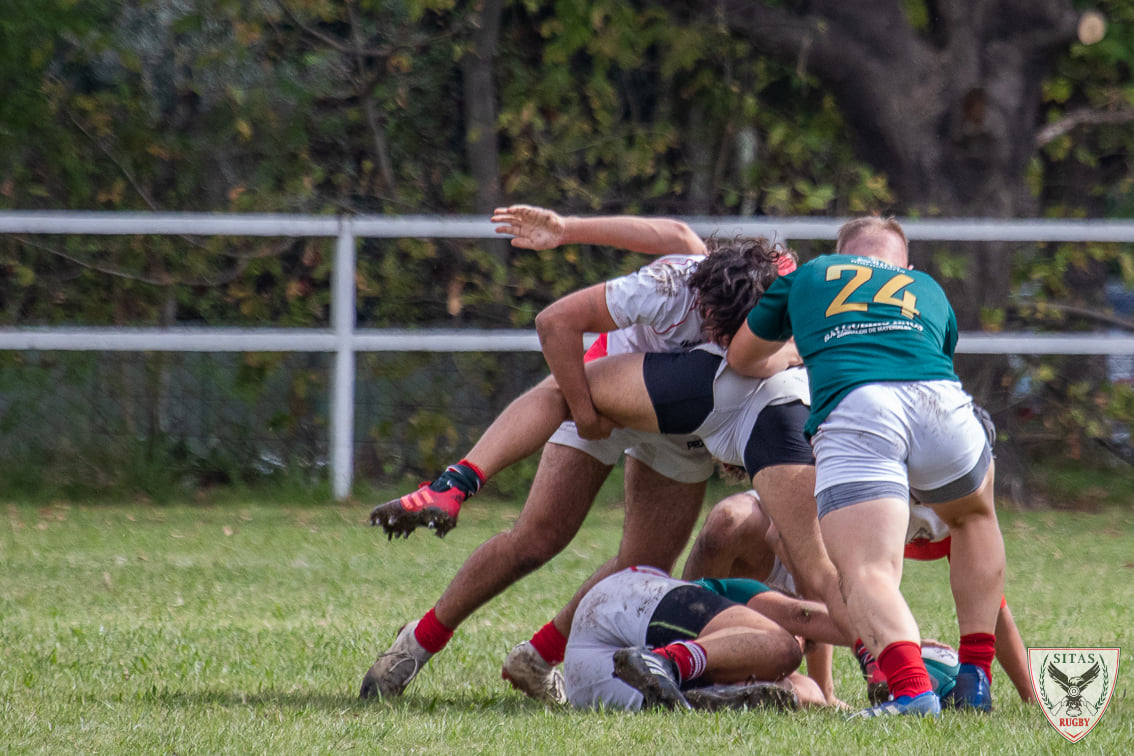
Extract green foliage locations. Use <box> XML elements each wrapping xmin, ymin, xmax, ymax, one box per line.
<box><xmin>1</xmin><ymin>1</ymin><xmax>1132</xmax><ymax>491</ymax></box>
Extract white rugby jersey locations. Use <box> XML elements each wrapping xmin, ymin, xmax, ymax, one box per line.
<box><xmin>602</xmin><ymin>254</ymin><xmax>706</xmax><ymax>356</ymax></box>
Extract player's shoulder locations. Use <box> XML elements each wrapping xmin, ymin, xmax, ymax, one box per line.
<box><xmin>627</xmin><ymin>254</ymin><xmax>704</xmax><ymax>296</ymax></box>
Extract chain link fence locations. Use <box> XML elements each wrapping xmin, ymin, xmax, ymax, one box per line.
<box><xmin>0</xmin><ymin>349</ymin><xmax>548</xmax><ymax>497</ymax></box>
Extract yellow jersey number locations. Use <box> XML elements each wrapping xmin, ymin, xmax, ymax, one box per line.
<box><xmin>824</xmin><ymin>264</ymin><xmax>920</xmax><ymax>319</ymax></box>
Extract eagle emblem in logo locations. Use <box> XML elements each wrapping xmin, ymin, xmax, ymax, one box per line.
<box><xmin>1029</xmin><ymin>648</ymin><xmax>1120</xmax><ymax>743</ymax></box>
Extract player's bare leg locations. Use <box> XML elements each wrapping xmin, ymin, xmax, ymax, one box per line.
<box><xmin>462</xmin><ymin>376</ymin><xmax>570</xmax><ymax>476</ymax></box>
<box><xmin>820</xmin><ymin>497</ymin><xmax>915</xmax><ymax>652</ymax></box>
<box><xmin>821</xmin><ymin>497</ymin><xmax>941</xmax><ymax>717</ymax></box>
<box><xmin>617</xmin><ymin>603</ymin><xmax>804</xmax><ymax>713</ymax></box>
<box><xmin>505</xmin><ymin>457</ymin><xmax>705</xmax><ymax>702</ymax></box>
<box><xmin>753</xmin><ymin>465</ymin><xmax>855</xmax><ymax>705</ymax></box>
<box><xmin>681</xmin><ymin>491</ymin><xmax>776</xmax><ymax>581</ymax></box>
<box><xmin>994</xmin><ymin>603</ymin><xmax>1035</xmax><ymax>702</ymax></box>
<box><xmin>928</xmin><ymin>464</ymin><xmax>1005</xmax><ymax>710</ymax></box>
<box><xmin>555</xmin><ymin>458</ymin><xmax>705</xmax><ymax>629</ymax></box>
<box><xmin>693</xmin><ymin>605</ymin><xmax>802</xmax><ymax>684</ymax></box>
<box><xmin>370</xmin><ymin>375</ymin><xmax>571</xmax><ymax>539</ymax></box>
<box><xmin>433</xmin><ymin>445</ymin><xmax>610</xmax><ymax>627</ymax></box>
<box><xmin>361</xmin><ymin>444</ymin><xmax>610</xmax><ymax>699</ymax></box>
<box><xmin>751</xmin><ymin>464</ymin><xmax>852</xmax><ymax>639</ymax></box>
<box><xmin>371</xmin><ymin>352</ymin><xmax>650</xmax><ymax>541</ymax></box>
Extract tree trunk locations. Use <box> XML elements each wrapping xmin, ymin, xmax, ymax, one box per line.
<box><xmin>460</xmin><ymin>0</ymin><xmax>504</xmax><ymax>214</ymax></box>
<box><xmin>678</xmin><ymin>0</ymin><xmax>1085</xmax><ymax>502</ymax></box>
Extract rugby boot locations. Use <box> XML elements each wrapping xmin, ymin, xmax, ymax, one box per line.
<box><xmin>501</xmin><ymin>641</ymin><xmax>567</xmax><ymax>705</ymax></box>
<box><xmin>849</xmin><ymin>690</ymin><xmax>941</xmax><ymax>719</ymax></box>
<box><xmin>683</xmin><ymin>681</ymin><xmax>801</xmax><ymax>712</ymax></box>
<box><xmin>370</xmin><ymin>482</ymin><xmax>466</xmax><ymax>539</ymax></box>
<box><xmin>941</xmin><ymin>663</ymin><xmax>993</xmax><ymax>712</ymax></box>
<box><xmin>360</xmin><ymin>620</ymin><xmax>432</xmax><ymax>699</ymax></box>
<box><xmin>612</xmin><ymin>647</ymin><xmax>692</xmax><ymax>711</ymax></box>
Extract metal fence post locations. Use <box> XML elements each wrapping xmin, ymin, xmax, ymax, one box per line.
<box><xmin>331</xmin><ymin>218</ymin><xmax>357</xmax><ymax>500</ymax></box>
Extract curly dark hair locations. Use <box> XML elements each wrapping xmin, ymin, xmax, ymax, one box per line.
<box><xmin>687</xmin><ymin>237</ymin><xmax>797</xmax><ymax>347</ymax></box>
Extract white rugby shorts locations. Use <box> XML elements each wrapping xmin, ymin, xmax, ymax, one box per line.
<box><xmin>563</xmin><ymin>566</ymin><xmax>684</xmax><ymax>710</ymax></box>
<box><xmin>548</xmin><ymin>421</ymin><xmax>714</xmax><ymax>483</ymax></box>
<box><xmin>811</xmin><ymin>380</ymin><xmax>988</xmax><ymax>509</ymax></box>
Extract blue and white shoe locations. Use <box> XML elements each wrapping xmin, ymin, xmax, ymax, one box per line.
<box><xmin>941</xmin><ymin>663</ymin><xmax>993</xmax><ymax>712</ymax></box>
<box><xmin>850</xmin><ymin>691</ymin><xmax>941</xmax><ymax>719</ymax></box>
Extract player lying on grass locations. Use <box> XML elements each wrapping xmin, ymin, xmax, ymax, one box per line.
<box><xmin>564</xmin><ymin>565</ymin><xmax>960</xmax><ymax>712</ymax></box>
<box><xmin>361</xmin><ymin>206</ymin><xmax>838</xmax><ymax>703</ymax></box>
<box><xmin>688</xmin><ymin>489</ymin><xmax>1035</xmax><ymax>705</ymax></box>
<box><xmin>363</xmin><ymin>252</ymin><xmax>862</xmax><ymax>706</ymax></box>
<box><xmin>729</xmin><ymin>215</ymin><xmax>1007</xmax><ymax>718</ymax></box>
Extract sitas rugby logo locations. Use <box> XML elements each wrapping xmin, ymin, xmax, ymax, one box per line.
<box><xmin>1028</xmin><ymin>648</ymin><xmax>1120</xmax><ymax>743</ymax></box>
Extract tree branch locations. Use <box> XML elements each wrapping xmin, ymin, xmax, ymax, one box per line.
<box><xmin>1036</xmin><ymin>107</ymin><xmax>1134</xmax><ymax>146</ymax></box>
<box><xmin>345</xmin><ymin>1</ymin><xmax>398</xmax><ymax>200</ymax></box>
<box><xmin>1009</xmin><ymin>301</ymin><xmax>1134</xmax><ymax>332</ymax></box>
<box><xmin>273</xmin><ymin>0</ymin><xmax>454</xmax><ymax>58</ymax></box>
<box><xmin>13</xmin><ymin>236</ymin><xmax>292</xmax><ymax>288</ymax></box>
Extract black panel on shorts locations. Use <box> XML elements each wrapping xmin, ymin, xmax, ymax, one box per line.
<box><xmin>646</xmin><ymin>585</ymin><xmax>736</xmax><ymax>647</ymax></box>
<box><xmin>743</xmin><ymin>400</ymin><xmax>815</xmax><ymax>476</ymax></box>
<box><xmin>642</xmin><ymin>350</ymin><xmax>723</xmax><ymax>434</ymax></box>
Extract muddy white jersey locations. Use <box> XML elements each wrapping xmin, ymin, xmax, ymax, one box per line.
<box><xmin>603</xmin><ymin>254</ymin><xmax>706</xmax><ymax>356</ymax></box>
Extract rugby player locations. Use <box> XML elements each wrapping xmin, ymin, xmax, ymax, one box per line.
<box><xmin>728</xmin><ymin>216</ymin><xmax>1007</xmax><ymax>717</ymax></box>
<box><xmin>360</xmin><ymin>207</ymin><xmax>828</xmax><ymax>702</ymax></box>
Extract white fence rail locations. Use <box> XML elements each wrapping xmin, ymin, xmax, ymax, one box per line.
<box><xmin>2</xmin><ymin>211</ymin><xmax>1134</xmax><ymax>499</ymax></box>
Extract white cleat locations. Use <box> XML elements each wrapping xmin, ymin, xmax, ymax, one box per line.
<box><xmin>360</xmin><ymin>620</ymin><xmax>433</xmax><ymax>699</ymax></box>
<box><xmin>501</xmin><ymin>641</ymin><xmax>567</xmax><ymax>704</ymax></box>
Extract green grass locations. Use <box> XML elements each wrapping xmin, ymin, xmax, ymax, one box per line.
<box><xmin>2</xmin><ymin>488</ymin><xmax>1132</xmax><ymax>754</ymax></box>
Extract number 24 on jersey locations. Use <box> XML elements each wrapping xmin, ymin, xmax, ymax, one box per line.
<box><xmin>824</xmin><ymin>264</ymin><xmax>920</xmax><ymax>319</ymax></box>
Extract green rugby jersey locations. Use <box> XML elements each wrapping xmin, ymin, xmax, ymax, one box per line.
<box><xmin>691</xmin><ymin>577</ymin><xmax>772</xmax><ymax>604</ymax></box>
<box><xmin>745</xmin><ymin>254</ymin><xmax>960</xmax><ymax>437</ymax></box>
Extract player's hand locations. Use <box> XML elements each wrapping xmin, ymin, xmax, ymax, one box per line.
<box><xmin>491</xmin><ymin>205</ymin><xmax>567</xmax><ymax>250</ymax></box>
<box><xmin>572</xmin><ymin>406</ymin><xmax>619</xmax><ymax>440</ymax></box>
<box><xmin>921</xmin><ymin>638</ymin><xmax>952</xmax><ymax>651</ymax></box>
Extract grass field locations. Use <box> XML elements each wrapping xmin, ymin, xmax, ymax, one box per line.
<box><xmin>2</xmin><ymin>481</ymin><xmax>1131</xmax><ymax>754</ymax></box>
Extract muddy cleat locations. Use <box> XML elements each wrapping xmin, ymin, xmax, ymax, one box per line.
<box><xmin>612</xmin><ymin>647</ymin><xmax>692</xmax><ymax>711</ymax></box>
<box><xmin>849</xmin><ymin>690</ymin><xmax>941</xmax><ymax>719</ymax></box>
<box><xmin>941</xmin><ymin>663</ymin><xmax>992</xmax><ymax>712</ymax></box>
<box><xmin>370</xmin><ymin>483</ymin><xmax>466</xmax><ymax>540</ymax></box>
<box><xmin>360</xmin><ymin>620</ymin><xmax>432</xmax><ymax>699</ymax></box>
<box><xmin>501</xmin><ymin>641</ymin><xmax>567</xmax><ymax>704</ymax></box>
<box><xmin>684</xmin><ymin>681</ymin><xmax>801</xmax><ymax>712</ymax></box>
<box><xmin>854</xmin><ymin>644</ymin><xmax>890</xmax><ymax>705</ymax></box>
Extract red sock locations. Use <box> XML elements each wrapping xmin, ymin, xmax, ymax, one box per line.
<box><xmin>414</xmin><ymin>608</ymin><xmax>454</xmax><ymax>654</ymax></box>
<box><xmin>652</xmin><ymin>641</ymin><xmax>707</xmax><ymax>683</ymax></box>
<box><xmin>959</xmin><ymin>632</ymin><xmax>996</xmax><ymax>681</ymax></box>
<box><xmin>529</xmin><ymin>622</ymin><xmax>568</xmax><ymax>666</ymax></box>
<box><xmin>877</xmin><ymin>641</ymin><xmax>933</xmax><ymax>700</ymax></box>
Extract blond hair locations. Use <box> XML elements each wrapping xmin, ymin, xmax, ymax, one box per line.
<box><xmin>835</xmin><ymin>216</ymin><xmax>908</xmax><ymax>254</ymax></box>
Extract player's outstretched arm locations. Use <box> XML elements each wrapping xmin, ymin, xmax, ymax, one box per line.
<box><xmin>493</xmin><ymin>204</ymin><xmax>706</xmax><ymax>257</ymax></box>
<box><xmin>745</xmin><ymin>592</ymin><xmax>848</xmax><ymax>647</ymax></box>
